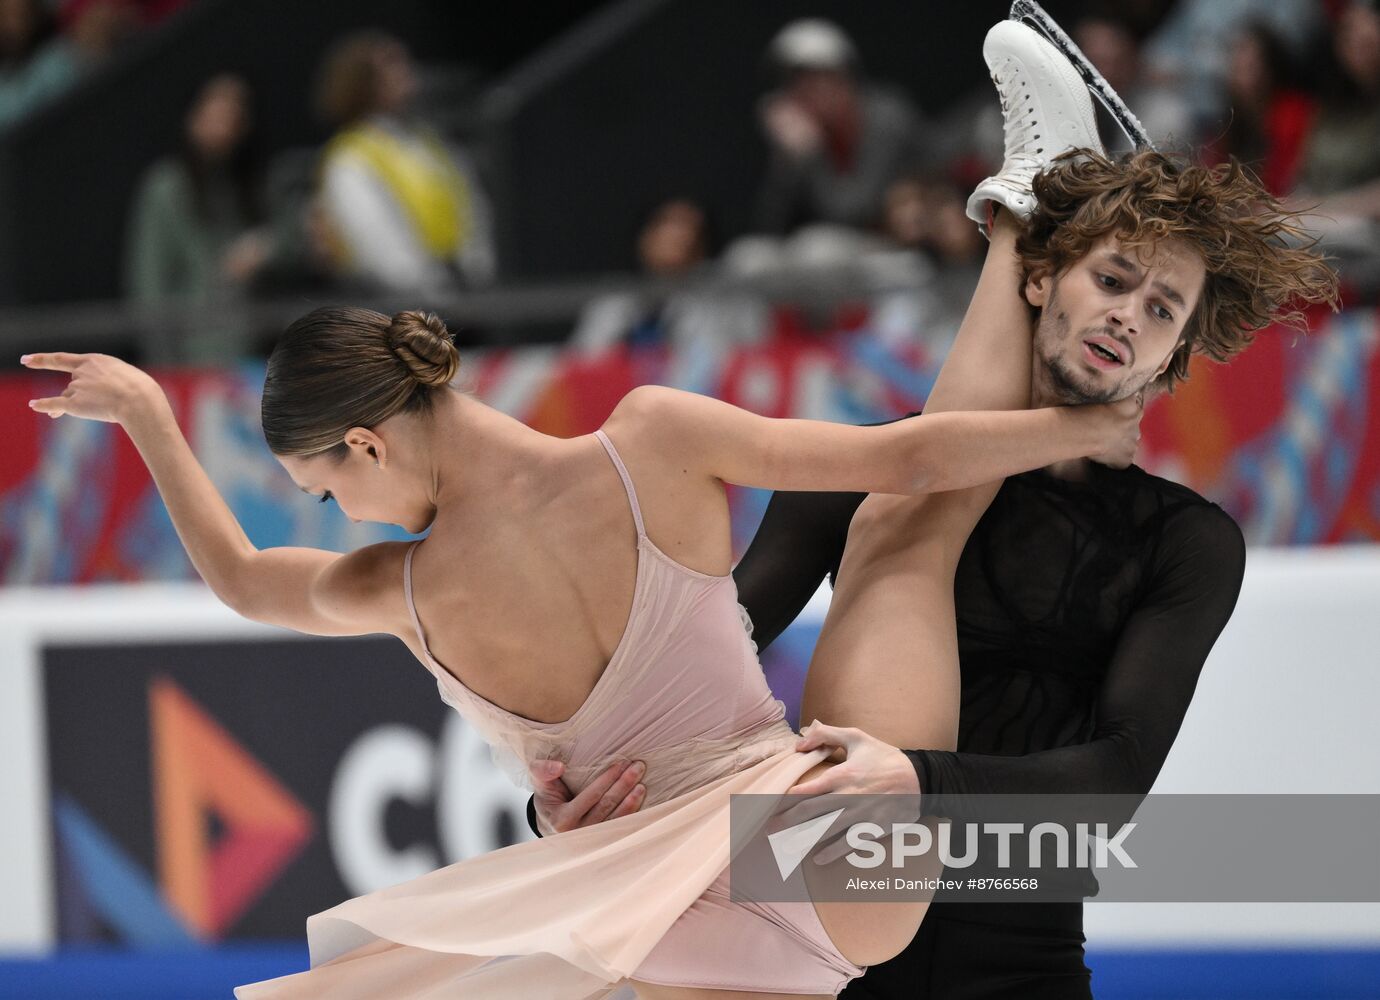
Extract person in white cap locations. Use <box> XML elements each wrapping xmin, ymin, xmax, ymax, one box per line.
<box><xmin>754</xmin><ymin>18</ymin><xmax>931</xmax><ymax>235</ymax></box>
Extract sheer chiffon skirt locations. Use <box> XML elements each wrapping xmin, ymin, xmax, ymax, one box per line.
<box><xmin>234</xmin><ymin>739</ymin><xmax>865</xmax><ymax>999</ymax></box>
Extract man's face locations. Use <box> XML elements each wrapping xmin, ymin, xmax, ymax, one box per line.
<box><xmin>1027</xmin><ymin>232</ymin><xmax>1207</xmax><ymax>404</ymax></box>
<box><xmin>788</xmin><ymin>69</ymin><xmax>855</xmax><ymax>123</ymax></box>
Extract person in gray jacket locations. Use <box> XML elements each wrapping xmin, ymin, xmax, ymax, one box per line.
<box><xmin>754</xmin><ymin>18</ymin><xmax>931</xmax><ymax>235</ymax></box>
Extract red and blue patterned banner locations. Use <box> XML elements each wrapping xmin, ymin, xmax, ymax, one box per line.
<box><xmin>3</xmin><ymin>306</ymin><xmax>1377</xmax><ymax>585</ymax></box>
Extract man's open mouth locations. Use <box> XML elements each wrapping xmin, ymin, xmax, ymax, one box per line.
<box><xmin>1082</xmin><ymin>336</ymin><xmax>1128</xmax><ymax>370</ymax></box>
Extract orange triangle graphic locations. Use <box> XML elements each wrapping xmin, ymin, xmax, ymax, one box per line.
<box><xmin>150</xmin><ymin>677</ymin><xmax>313</xmax><ymax>937</ymax></box>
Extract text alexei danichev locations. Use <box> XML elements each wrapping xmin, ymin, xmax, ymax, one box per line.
<box><xmin>845</xmin><ymin>877</ymin><xmax>960</xmax><ymax>892</ymax></box>
<box><xmin>844</xmin><ymin>877</ymin><xmax>1041</xmax><ymax>892</ymax></box>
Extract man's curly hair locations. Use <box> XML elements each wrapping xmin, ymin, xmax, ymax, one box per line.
<box><xmin>1016</xmin><ymin>149</ymin><xmax>1340</xmax><ymax>391</ymax></box>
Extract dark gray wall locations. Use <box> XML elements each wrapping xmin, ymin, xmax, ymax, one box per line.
<box><xmin>497</xmin><ymin>0</ymin><xmax>1088</xmax><ymax>278</ymax></box>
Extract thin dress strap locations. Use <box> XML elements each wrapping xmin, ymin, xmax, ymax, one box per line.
<box><xmin>402</xmin><ymin>539</ymin><xmax>434</xmax><ymax>661</ymax></box>
<box><xmin>593</xmin><ymin>428</ymin><xmax>646</xmax><ymax>538</ymax></box>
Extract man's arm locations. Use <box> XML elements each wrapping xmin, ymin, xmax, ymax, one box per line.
<box><xmin>903</xmin><ymin>503</ymin><xmax>1247</xmax><ymax>801</ymax></box>
<box><xmin>732</xmin><ymin>487</ymin><xmax>865</xmax><ymax>649</ymax></box>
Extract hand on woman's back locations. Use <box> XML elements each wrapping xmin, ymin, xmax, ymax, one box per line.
<box><xmin>529</xmin><ymin>758</ymin><xmax>647</xmax><ymax>834</ymax></box>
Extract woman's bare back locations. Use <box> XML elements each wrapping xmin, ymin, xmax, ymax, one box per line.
<box><xmin>399</xmin><ymin>420</ymin><xmax>734</xmax><ymax>725</ymax></box>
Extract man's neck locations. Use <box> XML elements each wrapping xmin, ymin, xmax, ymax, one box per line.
<box><xmin>1030</xmin><ymin>363</ymin><xmax>1095</xmax><ymax>482</ymax></box>
<box><xmin>1043</xmin><ymin>456</ymin><xmax>1095</xmax><ymax>481</ymax></box>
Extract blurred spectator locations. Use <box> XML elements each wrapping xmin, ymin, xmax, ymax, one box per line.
<box><xmin>314</xmin><ymin>30</ymin><xmax>496</xmax><ymax>298</ymax></box>
<box><xmin>0</xmin><ymin>0</ymin><xmax>136</xmax><ymax>127</ymax></box>
<box><xmin>570</xmin><ymin>198</ymin><xmax>763</xmax><ymax>356</ymax></box>
<box><xmin>861</xmin><ymin>176</ymin><xmax>983</xmax><ymax>350</ymax></box>
<box><xmin>123</xmin><ymin>73</ymin><xmax>271</xmax><ymax>360</ymax></box>
<box><xmin>1141</xmin><ymin>0</ymin><xmax>1324</xmax><ymax>135</ymax></box>
<box><xmin>1201</xmin><ymin>22</ymin><xmax>1315</xmax><ymax>195</ymax></box>
<box><xmin>1290</xmin><ymin>1</ymin><xmax>1380</xmax><ymax>293</ymax></box>
<box><xmin>1072</xmin><ymin>12</ymin><xmax>1193</xmax><ymax>153</ymax></box>
<box><xmin>74</xmin><ymin>0</ymin><xmax>187</xmax><ymax>26</ymax></box>
<box><xmin>1295</xmin><ymin>1</ymin><xmax>1380</xmax><ymax>199</ymax></box>
<box><xmin>0</xmin><ymin>0</ymin><xmax>65</xmax><ymax>126</ymax></box>
<box><xmin>870</xmin><ymin>176</ymin><xmax>982</xmax><ymax>274</ymax></box>
<box><xmin>57</xmin><ymin>0</ymin><xmax>142</xmax><ymax>41</ymax></box>
<box><xmin>248</xmin><ymin>146</ymin><xmax>353</xmax><ymax>302</ymax></box>
<box><xmin>753</xmin><ymin>18</ymin><xmax>929</xmax><ymax>235</ymax></box>
<box><xmin>720</xmin><ymin>174</ymin><xmax>986</xmax><ymax>353</ymax></box>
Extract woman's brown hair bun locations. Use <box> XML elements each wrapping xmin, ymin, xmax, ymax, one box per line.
<box><xmin>387</xmin><ymin>310</ymin><xmax>460</xmax><ymax>388</ymax></box>
<box><xmin>263</xmin><ymin>305</ymin><xmax>459</xmax><ymax>458</ymax></box>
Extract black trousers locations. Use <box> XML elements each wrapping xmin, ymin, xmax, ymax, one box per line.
<box><xmin>838</xmin><ymin>903</ymin><xmax>1093</xmax><ymax>1000</ymax></box>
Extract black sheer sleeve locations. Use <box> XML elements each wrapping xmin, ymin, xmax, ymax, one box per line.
<box><xmin>904</xmin><ymin>504</ymin><xmax>1247</xmax><ymax>802</ymax></box>
<box><xmin>732</xmin><ymin>488</ymin><xmax>866</xmax><ymax>651</ymax></box>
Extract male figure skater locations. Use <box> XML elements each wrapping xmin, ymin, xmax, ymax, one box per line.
<box><xmin>527</xmin><ymin>17</ymin><xmax>1337</xmax><ymax>999</ymax></box>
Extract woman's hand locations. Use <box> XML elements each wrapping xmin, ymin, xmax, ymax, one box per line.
<box><xmin>1087</xmin><ymin>391</ymin><xmax>1144</xmax><ymax>469</ymax></box>
<box><xmin>21</xmin><ymin>352</ymin><xmax>167</xmax><ymax>426</ymax></box>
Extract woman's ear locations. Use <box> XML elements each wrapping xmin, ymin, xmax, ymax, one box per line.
<box><xmin>1024</xmin><ymin>270</ymin><xmax>1051</xmax><ymax>308</ymax></box>
<box><xmin>345</xmin><ymin>426</ymin><xmax>385</xmax><ymax>467</ymax></box>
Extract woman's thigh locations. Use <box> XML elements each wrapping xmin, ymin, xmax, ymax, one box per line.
<box><xmin>800</xmin><ymin>492</ymin><xmax>976</xmax><ymax>751</ymax></box>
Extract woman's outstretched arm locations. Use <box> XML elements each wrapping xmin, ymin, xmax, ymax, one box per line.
<box><xmin>22</xmin><ymin>351</ymin><xmax>402</xmax><ymax>637</ymax></box>
<box><xmin>616</xmin><ymin>381</ymin><xmax>1138</xmax><ymax>500</ymax></box>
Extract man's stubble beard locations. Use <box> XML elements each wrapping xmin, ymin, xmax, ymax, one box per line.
<box><xmin>1034</xmin><ymin>291</ymin><xmax>1149</xmax><ymax>406</ymax></box>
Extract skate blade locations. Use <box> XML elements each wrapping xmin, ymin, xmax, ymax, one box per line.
<box><xmin>1008</xmin><ymin>0</ymin><xmax>1156</xmax><ymax>152</ymax></box>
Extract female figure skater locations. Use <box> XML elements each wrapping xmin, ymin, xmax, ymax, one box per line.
<box><xmin>18</xmin><ymin>307</ymin><xmax>1135</xmax><ymax>999</ymax></box>
<box><xmin>21</xmin><ymin>22</ymin><xmax>1145</xmax><ymax>1000</ymax></box>
<box><xmin>20</xmin><ymin>316</ymin><xmax>1135</xmax><ymax>995</ymax></box>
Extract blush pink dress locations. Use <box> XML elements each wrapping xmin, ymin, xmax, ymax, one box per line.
<box><xmin>234</xmin><ymin>429</ymin><xmax>866</xmax><ymax>998</ymax></box>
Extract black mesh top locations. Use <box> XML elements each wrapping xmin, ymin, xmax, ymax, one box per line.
<box><xmin>733</xmin><ymin>415</ymin><xmax>1248</xmax><ymax>801</ymax></box>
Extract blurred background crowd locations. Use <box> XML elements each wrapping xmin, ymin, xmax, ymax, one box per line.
<box><xmin>0</xmin><ymin>0</ymin><xmax>1375</xmax><ymax>365</ymax></box>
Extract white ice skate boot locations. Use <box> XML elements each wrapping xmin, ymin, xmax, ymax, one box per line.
<box><xmin>1011</xmin><ymin>0</ymin><xmax>1155</xmax><ymax>151</ymax></box>
<box><xmin>965</xmin><ymin>17</ymin><xmax>1104</xmax><ymax>231</ymax></box>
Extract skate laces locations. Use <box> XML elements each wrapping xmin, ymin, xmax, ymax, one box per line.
<box><xmin>991</xmin><ymin>64</ymin><xmax>1044</xmax><ymax>189</ymax></box>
